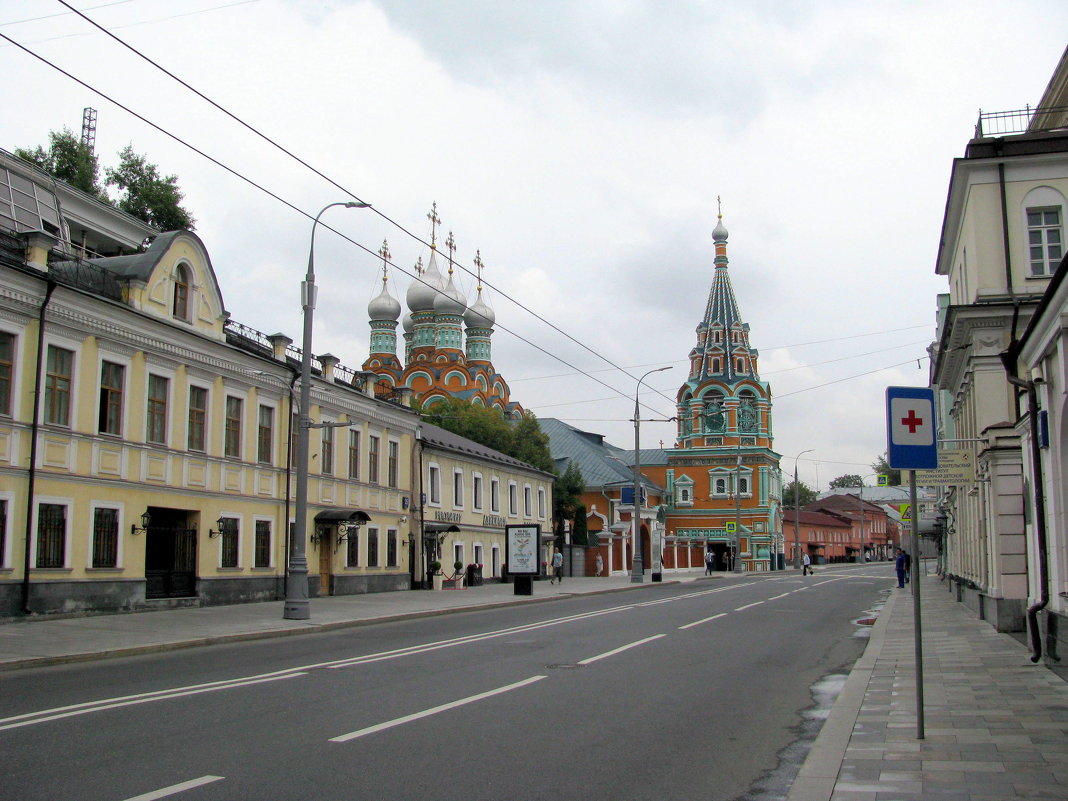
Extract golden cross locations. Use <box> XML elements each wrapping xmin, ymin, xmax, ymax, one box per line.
<box><xmin>427</xmin><ymin>202</ymin><xmax>440</xmax><ymax>247</ymax></box>
<box><xmin>474</xmin><ymin>249</ymin><xmax>484</xmax><ymax>291</ymax></box>
<box><xmin>378</xmin><ymin>239</ymin><xmax>391</xmax><ymax>285</ymax></box>
<box><xmin>445</xmin><ymin>230</ymin><xmax>456</xmax><ymax>275</ymax></box>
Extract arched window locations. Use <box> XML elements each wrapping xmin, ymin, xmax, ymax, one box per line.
<box><xmin>173</xmin><ymin>264</ymin><xmax>191</xmax><ymax>320</ymax></box>
<box><xmin>1023</xmin><ymin>186</ymin><xmax>1065</xmax><ymax>277</ymax></box>
<box><xmin>703</xmin><ymin>391</ymin><xmax>725</xmax><ymax>433</ymax></box>
<box><xmin>738</xmin><ymin>390</ymin><xmax>757</xmax><ymax>432</ymax></box>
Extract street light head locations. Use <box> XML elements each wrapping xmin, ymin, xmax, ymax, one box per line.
<box><xmin>344</xmin><ymin>201</ymin><xmax>372</xmax><ymax>209</ymax></box>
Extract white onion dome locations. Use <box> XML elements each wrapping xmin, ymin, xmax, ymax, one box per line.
<box><xmin>434</xmin><ymin>271</ymin><xmax>467</xmax><ymax>316</ymax></box>
<box><xmin>464</xmin><ymin>287</ymin><xmax>495</xmax><ymax>328</ymax></box>
<box><xmin>368</xmin><ymin>282</ymin><xmax>401</xmax><ymax>321</ymax></box>
<box><xmin>712</xmin><ymin>216</ymin><xmax>729</xmax><ymax>242</ymax></box>
<box><xmin>401</xmin><ymin>311</ymin><xmax>413</xmax><ymax>333</ymax></box>
<box><xmin>406</xmin><ymin>249</ymin><xmax>444</xmax><ymax>312</ymax></box>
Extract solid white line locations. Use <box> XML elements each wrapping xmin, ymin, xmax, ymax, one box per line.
<box><xmin>122</xmin><ymin>775</ymin><xmax>224</xmax><ymax>801</ymax></box>
<box><xmin>678</xmin><ymin>612</ymin><xmax>727</xmax><ymax>630</ymax></box>
<box><xmin>577</xmin><ymin>634</ymin><xmax>666</xmax><ymax>665</ymax></box>
<box><xmin>734</xmin><ymin>601</ymin><xmax>764</xmax><ymax>611</ymax></box>
<box><xmin>0</xmin><ymin>673</ymin><xmax>304</xmax><ymax>733</ymax></box>
<box><xmin>330</xmin><ymin>676</ymin><xmax>546</xmax><ymax>742</ymax></box>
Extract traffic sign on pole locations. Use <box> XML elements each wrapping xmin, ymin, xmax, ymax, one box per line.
<box><xmin>886</xmin><ymin>387</ymin><xmax>938</xmax><ymax>470</ymax></box>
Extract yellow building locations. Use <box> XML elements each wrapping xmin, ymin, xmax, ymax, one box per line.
<box><xmin>0</xmin><ymin>154</ymin><xmax>419</xmax><ymax>614</ymax></box>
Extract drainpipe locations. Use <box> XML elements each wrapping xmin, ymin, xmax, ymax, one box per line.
<box><xmin>22</xmin><ymin>280</ymin><xmax>57</xmax><ymax>614</ymax></box>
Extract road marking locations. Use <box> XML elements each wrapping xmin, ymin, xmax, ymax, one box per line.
<box><xmin>578</xmin><ymin>634</ymin><xmax>666</xmax><ymax>665</ymax></box>
<box><xmin>0</xmin><ymin>673</ymin><xmax>304</xmax><ymax>733</ymax></box>
<box><xmin>122</xmin><ymin>775</ymin><xmax>224</xmax><ymax>801</ymax></box>
<box><xmin>678</xmin><ymin>612</ymin><xmax>727</xmax><ymax>630</ymax></box>
<box><xmin>767</xmin><ymin>593</ymin><xmax>791</xmax><ymax>601</ymax></box>
<box><xmin>330</xmin><ymin>676</ymin><xmax>546</xmax><ymax>742</ymax></box>
<box><xmin>734</xmin><ymin>601</ymin><xmax>764</xmax><ymax>611</ymax></box>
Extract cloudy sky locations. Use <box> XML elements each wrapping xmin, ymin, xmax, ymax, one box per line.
<box><xmin>3</xmin><ymin>0</ymin><xmax>1066</xmax><ymax>489</ymax></box>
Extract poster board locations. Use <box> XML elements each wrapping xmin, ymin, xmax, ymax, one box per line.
<box><xmin>506</xmin><ymin>524</ymin><xmax>540</xmax><ymax>575</ymax></box>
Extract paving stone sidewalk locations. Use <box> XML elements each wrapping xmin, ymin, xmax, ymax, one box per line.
<box><xmin>788</xmin><ymin>571</ymin><xmax>1068</xmax><ymax>801</ymax></box>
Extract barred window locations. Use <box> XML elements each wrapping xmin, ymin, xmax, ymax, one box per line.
<box><xmin>188</xmin><ymin>386</ymin><xmax>207</xmax><ymax>452</ymax></box>
<box><xmin>386</xmin><ymin>529</ymin><xmax>397</xmax><ymax>567</ymax></box>
<box><xmin>254</xmin><ymin>520</ymin><xmax>271</xmax><ymax>568</ymax></box>
<box><xmin>0</xmin><ymin>499</ymin><xmax>7</xmax><ymax>568</ymax></box>
<box><xmin>98</xmin><ymin>361</ymin><xmax>124</xmax><ymax>435</ymax></box>
<box><xmin>146</xmin><ymin>374</ymin><xmax>168</xmax><ymax>444</ymax></box>
<box><xmin>36</xmin><ymin>503</ymin><xmax>66</xmax><ymax>568</ymax></box>
<box><xmin>346</xmin><ymin>530</ymin><xmax>359</xmax><ymax>567</ymax></box>
<box><xmin>45</xmin><ymin>345</ymin><xmax>73</xmax><ymax>426</ymax></box>
<box><xmin>0</xmin><ymin>331</ymin><xmax>13</xmax><ymax>416</ymax></box>
<box><xmin>92</xmin><ymin>507</ymin><xmax>119</xmax><ymax>568</ymax></box>
<box><xmin>367</xmin><ymin>527</ymin><xmax>379</xmax><ymax>567</ymax></box>
<box><xmin>225</xmin><ymin>396</ymin><xmax>242</xmax><ymax>458</ymax></box>
<box><xmin>220</xmin><ymin>518</ymin><xmax>239</xmax><ymax>568</ymax></box>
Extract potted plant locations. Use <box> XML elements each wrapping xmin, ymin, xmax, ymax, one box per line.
<box><xmin>443</xmin><ymin>560</ymin><xmax>465</xmax><ymax>590</ymax></box>
<box><xmin>429</xmin><ymin>560</ymin><xmax>443</xmax><ymax>591</ymax></box>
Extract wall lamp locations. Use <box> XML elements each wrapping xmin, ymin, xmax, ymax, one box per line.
<box><xmin>130</xmin><ymin>511</ymin><xmax>151</xmax><ymax>536</ymax></box>
<box><xmin>208</xmin><ymin>517</ymin><xmax>229</xmax><ymax>539</ymax></box>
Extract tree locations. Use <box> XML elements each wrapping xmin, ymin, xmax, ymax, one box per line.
<box><xmin>510</xmin><ymin>413</ymin><xmax>554</xmax><ymax>473</ymax></box>
<box><xmin>828</xmin><ymin>474</ymin><xmax>865</xmax><ymax>489</ymax></box>
<box><xmin>418</xmin><ymin>399</ymin><xmax>554</xmax><ymax>473</ymax></box>
<box><xmin>553</xmin><ymin>461</ymin><xmax>585</xmax><ymax>543</ymax></box>
<box><xmin>783</xmin><ymin>479</ymin><xmax>818</xmax><ymax>509</ymax></box>
<box><xmin>871</xmin><ymin>452</ymin><xmax>902</xmax><ymax>487</ymax></box>
<box><xmin>106</xmin><ymin>146</ymin><xmax>195</xmax><ymax>231</ymax></box>
<box><xmin>15</xmin><ymin>128</ymin><xmax>105</xmax><ymax>199</ymax></box>
<box><xmin>571</xmin><ymin>504</ymin><xmax>589</xmax><ymax>546</ymax></box>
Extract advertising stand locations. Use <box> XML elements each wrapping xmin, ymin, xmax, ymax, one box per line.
<box><xmin>506</xmin><ymin>524</ymin><xmax>540</xmax><ymax>596</ymax></box>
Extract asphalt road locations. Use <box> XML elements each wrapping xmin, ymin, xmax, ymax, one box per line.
<box><xmin>0</xmin><ymin>565</ymin><xmax>894</xmax><ymax>801</ymax></box>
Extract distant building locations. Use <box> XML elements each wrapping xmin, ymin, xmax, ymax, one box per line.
<box><xmin>804</xmin><ymin>494</ymin><xmax>895</xmax><ymax>562</ymax></box>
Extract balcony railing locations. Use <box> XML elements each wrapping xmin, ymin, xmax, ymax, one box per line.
<box><xmin>975</xmin><ymin>104</ymin><xmax>1068</xmax><ymax>138</ymax></box>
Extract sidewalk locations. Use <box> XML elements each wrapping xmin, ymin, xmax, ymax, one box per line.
<box><xmin>0</xmin><ymin>569</ymin><xmax>711</xmax><ymax>670</ymax></box>
<box><xmin>788</xmin><ymin>570</ymin><xmax>1068</xmax><ymax>801</ymax></box>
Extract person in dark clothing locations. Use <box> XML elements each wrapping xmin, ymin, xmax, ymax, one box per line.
<box><xmin>705</xmin><ymin>550</ymin><xmax>715</xmax><ymax>575</ymax></box>
<box><xmin>903</xmin><ymin>550</ymin><xmax>911</xmax><ymax>583</ymax></box>
<box><xmin>894</xmin><ymin>548</ymin><xmax>907</xmax><ymax>588</ymax></box>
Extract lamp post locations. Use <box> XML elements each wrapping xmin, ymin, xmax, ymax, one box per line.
<box><xmin>793</xmin><ymin>449</ymin><xmax>814</xmax><ymax>569</ymax></box>
<box><xmin>631</xmin><ymin>366</ymin><xmax>672</xmax><ymax>584</ymax></box>
<box><xmin>284</xmin><ymin>200</ymin><xmax>370</xmax><ymax>620</ymax></box>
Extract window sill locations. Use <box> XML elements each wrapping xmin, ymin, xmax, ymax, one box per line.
<box><xmin>217</xmin><ymin>567</ymin><xmax>244</xmax><ymax>572</ymax></box>
<box><xmin>250</xmin><ymin>567</ymin><xmax>275</xmax><ymax>572</ymax></box>
<box><xmin>86</xmin><ymin>567</ymin><xmax>123</xmax><ymax>572</ymax></box>
<box><xmin>32</xmin><ymin>568</ymin><xmax>72</xmax><ymax>573</ymax></box>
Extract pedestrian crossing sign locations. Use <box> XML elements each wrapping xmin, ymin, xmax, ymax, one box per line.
<box><xmin>878</xmin><ymin>474</ymin><xmax>889</xmax><ymax>486</ymax></box>
<box><xmin>725</xmin><ymin>521</ymin><xmax>737</xmax><ymax>532</ymax></box>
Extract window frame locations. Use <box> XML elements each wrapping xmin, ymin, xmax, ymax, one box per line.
<box><xmin>508</xmin><ymin>481</ymin><xmax>518</xmax><ymax>517</ymax></box>
<box><xmin>453</xmin><ymin>469</ymin><xmax>464</xmax><ymax>510</ymax></box>
<box><xmin>187</xmin><ymin>384</ymin><xmax>208</xmax><ymax>452</ymax></box>
<box><xmin>219</xmin><ymin>516</ymin><xmax>240</xmax><ymax>569</ymax></box>
<box><xmin>348</xmin><ymin>429</ymin><xmax>361</xmax><ymax>480</ymax></box>
<box><xmin>34</xmin><ymin>499</ymin><xmax>70</xmax><ymax>569</ymax></box>
<box><xmin>490</xmin><ymin>477</ymin><xmax>500</xmax><ymax>514</ymax></box>
<box><xmin>472</xmin><ymin>473</ymin><xmax>484</xmax><ymax>512</ymax></box>
<box><xmin>366</xmin><ymin>526</ymin><xmax>379</xmax><ymax>567</ymax></box>
<box><xmin>146</xmin><ymin>373</ymin><xmax>169</xmax><ymax>445</ymax></box>
<box><xmin>320</xmin><ymin>421</ymin><xmax>334</xmax><ymax>476</ymax></box>
<box><xmin>224</xmin><ymin>395</ymin><xmax>243</xmax><ymax>459</ymax></box>
<box><xmin>367</xmin><ymin>434</ymin><xmax>380</xmax><ymax>484</ymax></box>
<box><xmin>44</xmin><ymin>344</ymin><xmax>74</xmax><ymax>427</ymax></box>
<box><xmin>90</xmin><ymin>504</ymin><xmax>121</xmax><ymax>568</ymax></box>
<box><xmin>428</xmin><ymin>464</ymin><xmax>441</xmax><ymax>506</ymax></box>
<box><xmin>386</xmin><ymin>528</ymin><xmax>398</xmax><ymax>567</ymax></box>
<box><xmin>387</xmin><ymin>439</ymin><xmax>399</xmax><ymax>488</ymax></box>
<box><xmin>1026</xmin><ymin>206</ymin><xmax>1063</xmax><ymax>277</ymax></box>
<box><xmin>0</xmin><ymin>330</ymin><xmax>15</xmax><ymax>417</ymax></box>
<box><xmin>253</xmin><ymin>518</ymin><xmax>272</xmax><ymax>568</ymax></box>
<box><xmin>98</xmin><ymin>360</ymin><xmax>125</xmax><ymax>436</ymax></box>
<box><xmin>173</xmin><ymin>262</ymin><xmax>191</xmax><ymax>321</ymax></box>
<box><xmin>257</xmin><ymin>404</ymin><xmax>274</xmax><ymax>465</ymax></box>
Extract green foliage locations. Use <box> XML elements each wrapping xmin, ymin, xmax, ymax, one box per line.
<box><xmin>553</xmin><ymin>461</ymin><xmax>585</xmax><ymax>540</ymax></box>
<box><xmin>510</xmin><ymin>413</ymin><xmax>554</xmax><ymax>473</ymax></box>
<box><xmin>15</xmin><ymin>128</ymin><xmax>105</xmax><ymax>199</ymax></box>
<box><xmin>420</xmin><ymin>399</ymin><xmax>554</xmax><ymax>473</ymax></box>
<box><xmin>871</xmin><ymin>452</ymin><xmax>901</xmax><ymax>487</ymax></box>
<box><xmin>106</xmin><ymin>146</ymin><xmax>195</xmax><ymax>231</ymax></box>
<box><xmin>783</xmin><ymin>479</ymin><xmax>818</xmax><ymax>509</ymax></box>
<box><xmin>571</xmin><ymin>504</ymin><xmax>589</xmax><ymax>545</ymax></box>
<box><xmin>829</xmin><ymin>474</ymin><xmax>865</xmax><ymax>489</ymax></box>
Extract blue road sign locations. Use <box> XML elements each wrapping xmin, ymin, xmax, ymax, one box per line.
<box><xmin>886</xmin><ymin>386</ymin><xmax>938</xmax><ymax>470</ymax></box>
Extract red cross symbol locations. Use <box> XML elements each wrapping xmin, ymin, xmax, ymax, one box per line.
<box><xmin>900</xmin><ymin>410</ymin><xmax>924</xmax><ymax>433</ymax></box>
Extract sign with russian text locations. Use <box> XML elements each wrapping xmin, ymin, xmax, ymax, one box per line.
<box><xmin>886</xmin><ymin>387</ymin><xmax>938</xmax><ymax>470</ymax></box>
<box><xmin>505</xmin><ymin>524</ymin><xmax>540</xmax><ymax>575</ymax></box>
<box><xmin>914</xmin><ymin>449</ymin><xmax>976</xmax><ymax>486</ymax></box>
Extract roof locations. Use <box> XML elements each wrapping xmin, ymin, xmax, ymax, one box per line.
<box><xmin>538</xmin><ymin>418</ymin><xmax>665</xmax><ymax>492</ymax></box>
<box><xmin>418</xmin><ymin>421</ymin><xmax>554</xmax><ymax>478</ymax></box>
<box><xmin>783</xmin><ymin>509</ymin><xmax>852</xmax><ymax>528</ymax></box>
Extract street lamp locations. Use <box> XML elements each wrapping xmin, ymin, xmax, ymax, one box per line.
<box><xmin>284</xmin><ymin>200</ymin><xmax>370</xmax><ymax>621</ymax></box>
<box><xmin>631</xmin><ymin>366</ymin><xmax>672</xmax><ymax>584</ymax></box>
<box><xmin>793</xmin><ymin>449</ymin><xmax>814</xmax><ymax>569</ymax></box>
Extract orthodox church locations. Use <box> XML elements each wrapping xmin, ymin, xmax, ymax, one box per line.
<box><xmin>362</xmin><ymin>204</ymin><xmax>524</xmax><ymax>416</ymax></box>
<box><xmin>655</xmin><ymin>206</ymin><xmax>784</xmax><ymax>571</ymax></box>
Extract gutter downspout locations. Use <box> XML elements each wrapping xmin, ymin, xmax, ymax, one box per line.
<box><xmin>22</xmin><ymin>280</ymin><xmax>57</xmax><ymax>614</ymax></box>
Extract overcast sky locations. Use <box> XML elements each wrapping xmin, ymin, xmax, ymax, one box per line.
<box><xmin>4</xmin><ymin>0</ymin><xmax>1066</xmax><ymax>490</ymax></box>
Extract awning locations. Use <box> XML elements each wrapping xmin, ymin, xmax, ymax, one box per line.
<box><xmin>314</xmin><ymin>509</ymin><xmax>371</xmax><ymax>524</ymax></box>
<box><xmin>423</xmin><ymin>523</ymin><xmax>460</xmax><ymax>538</ymax></box>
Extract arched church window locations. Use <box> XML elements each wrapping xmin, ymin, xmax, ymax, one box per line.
<box><xmin>738</xmin><ymin>391</ymin><xmax>757</xmax><ymax>432</ymax></box>
<box><xmin>703</xmin><ymin>391</ymin><xmax>725</xmax><ymax>433</ymax></box>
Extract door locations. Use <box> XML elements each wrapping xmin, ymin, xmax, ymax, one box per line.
<box><xmin>145</xmin><ymin>509</ymin><xmax>197</xmax><ymax>599</ymax></box>
<box><xmin>318</xmin><ymin>531</ymin><xmax>333</xmax><ymax>596</ymax></box>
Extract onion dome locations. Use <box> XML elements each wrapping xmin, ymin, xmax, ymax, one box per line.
<box><xmin>434</xmin><ymin>270</ymin><xmax>467</xmax><ymax>315</ymax></box>
<box><xmin>465</xmin><ymin>286</ymin><xmax>495</xmax><ymax>328</ymax></box>
<box><xmin>368</xmin><ymin>279</ymin><xmax>401</xmax><ymax>322</ymax></box>
<box><xmin>401</xmin><ymin>311</ymin><xmax>413</xmax><ymax>333</ymax></box>
<box><xmin>712</xmin><ymin>215</ymin><xmax>728</xmax><ymax>242</ymax></box>
<box><xmin>407</xmin><ymin>249</ymin><xmax>443</xmax><ymax>312</ymax></box>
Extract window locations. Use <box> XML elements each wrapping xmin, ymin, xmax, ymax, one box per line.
<box><xmin>0</xmin><ymin>498</ymin><xmax>6</xmax><ymax>568</ymax></box>
<box><xmin>348</xmin><ymin>430</ymin><xmax>360</xmax><ymax>479</ymax></box>
<box><xmin>367</xmin><ymin>527</ymin><xmax>379</xmax><ymax>567</ymax></box>
<box><xmin>92</xmin><ymin>507</ymin><xmax>119</xmax><ymax>568</ymax></box>
<box><xmin>491</xmin><ymin>478</ymin><xmax>500</xmax><ymax>513</ymax></box>
<box><xmin>173</xmin><ymin>263</ymin><xmax>191</xmax><ymax>320</ymax></box>
<box><xmin>473</xmin><ymin>475</ymin><xmax>483</xmax><ymax>511</ymax></box>
<box><xmin>714</xmin><ymin>477</ymin><xmax>727</xmax><ymax>495</ymax></box>
<box><xmin>254</xmin><ymin>520</ymin><xmax>271</xmax><ymax>568</ymax></box>
<box><xmin>1028</xmin><ymin>208</ymin><xmax>1062</xmax><ymax>276</ymax></box>
<box><xmin>523</xmin><ymin>486</ymin><xmax>532</xmax><ymax>517</ymax></box>
<box><xmin>257</xmin><ymin>405</ymin><xmax>273</xmax><ymax>464</ymax></box>
<box><xmin>739</xmin><ymin>476</ymin><xmax>750</xmax><ymax>495</ymax></box>
<box><xmin>428</xmin><ymin>465</ymin><xmax>441</xmax><ymax>505</ymax></box>
<box><xmin>386</xmin><ymin>529</ymin><xmax>398</xmax><ymax>567</ymax></box>
<box><xmin>508</xmin><ymin>482</ymin><xmax>518</xmax><ymax>516</ymax></box>
<box><xmin>188</xmin><ymin>386</ymin><xmax>207</xmax><ymax>452</ymax></box>
<box><xmin>387</xmin><ymin>440</ymin><xmax>399</xmax><ymax>488</ymax></box>
<box><xmin>220</xmin><ymin>517</ymin><xmax>239</xmax><ymax>568</ymax></box>
<box><xmin>36</xmin><ymin>503</ymin><xmax>66</xmax><ymax>568</ymax></box>
<box><xmin>225</xmin><ymin>396</ymin><xmax>242</xmax><ymax>458</ymax></box>
<box><xmin>45</xmin><ymin>345</ymin><xmax>73</xmax><ymax>426</ymax></box>
<box><xmin>346</xmin><ymin>530</ymin><xmax>359</xmax><ymax>567</ymax></box>
<box><xmin>321</xmin><ymin>424</ymin><xmax>334</xmax><ymax>475</ymax></box>
<box><xmin>368</xmin><ymin>435</ymin><xmax>380</xmax><ymax>484</ymax></box>
<box><xmin>145</xmin><ymin>374</ymin><xmax>168</xmax><ymax>444</ymax></box>
<box><xmin>453</xmin><ymin>543</ymin><xmax>464</xmax><ymax>567</ymax></box>
<box><xmin>474</xmin><ymin>545</ymin><xmax>483</xmax><ymax>566</ymax></box>
<box><xmin>0</xmin><ymin>332</ymin><xmax>13</xmax><ymax>415</ymax></box>
<box><xmin>453</xmin><ymin>471</ymin><xmax>464</xmax><ymax>508</ymax></box>
<box><xmin>538</xmin><ymin>487</ymin><xmax>546</xmax><ymax>519</ymax></box>
<box><xmin>98</xmin><ymin>361</ymin><xmax>124</xmax><ymax>435</ymax></box>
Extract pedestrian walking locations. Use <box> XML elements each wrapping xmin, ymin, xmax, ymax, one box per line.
<box><xmin>894</xmin><ymin>548</ymin><xmax>907</xmax><ymax>588</ymax></box>
<box><xmin>705</xmin><ymin>550</ymin><xmax>715</xmax><ymax>575</ymax></box>
<box><xmin>551</xmin><ymin>547</ymin><xmax>564</xmax><ymax>584</ymax></box>
<box><xmin>903</xmin><ymin>549</ymin><xmax>911</xmax><ymax>584</ymax></box>
<box><xmin>595</xmin><ymin>553</ymin><xmax>603</xmax><ymax>577</ymax></box>
<box><xmin>802</xmin><ymin>552</ymin><xmax>812</xmax><ymax>576</ymax></box>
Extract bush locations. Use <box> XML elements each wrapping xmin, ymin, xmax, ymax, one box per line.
<box><xmin>429</xmin><ymin>560</ymin><xmax>441</xmax><ymax>573</ymax></box>
<box><xmin>453</xmin><ymin>560</ymin><xmax>464</xmax><ymax>572</ymax></box>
